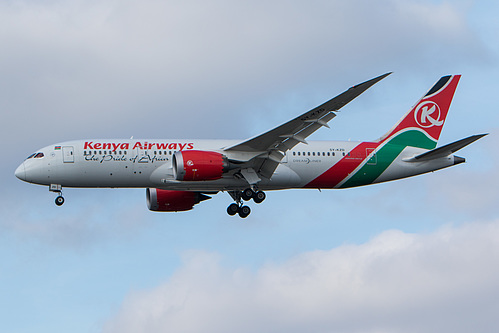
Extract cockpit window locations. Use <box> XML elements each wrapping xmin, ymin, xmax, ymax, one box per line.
<box><xmin>27</xmin><ymin>152</ymin><xmax>45</xmax><ymax>159</ymax></box>
<box><xmin>26</xmin><ymin>152</ymin><xmax>44</xmax><ymax>159</ymax></box>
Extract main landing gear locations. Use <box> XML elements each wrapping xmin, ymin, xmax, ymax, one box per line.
<box><xmin>50</xmin><ymin>184</ymin><xmax>65</xmax><ymax>206</ymax></box>
<box><xmin>227</xmin><ymin>188</ymin><xmax>266</xmax><ymax>218</ymax></box>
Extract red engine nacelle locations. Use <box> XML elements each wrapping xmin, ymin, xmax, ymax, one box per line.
<box><xmin>173</xmin><ymin>150</ymin><xmax>228</xmax><ymax>181</ymax></box>
<box><xmin>146</xmin><ymin>188</ymin><xmax>211</xmax><ymax>212</ymax></box>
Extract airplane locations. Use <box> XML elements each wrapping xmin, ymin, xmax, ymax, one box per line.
<box><xmin>15</xmin><ymin>73</ymin><xmax>486</xmax><ymax>218</ymax></box>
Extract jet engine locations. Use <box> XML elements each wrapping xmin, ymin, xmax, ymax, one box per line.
<box><xmin>146</xmin><ymin>188</ymin><xmax>211</xmax><ymax>212</ymax></box>
<box><xmin>173</xmin><ymin>150</ymin><xmax>228</xmax><ymax>181</ymax></box>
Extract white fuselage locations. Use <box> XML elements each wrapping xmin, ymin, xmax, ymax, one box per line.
<box><xmin>15</xmin><ymin>138</ymin><xmax>457</xmax><ymax>192</ymax></box>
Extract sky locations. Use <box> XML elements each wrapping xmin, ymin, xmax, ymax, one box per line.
<box><xmin>1</xmin><ymin>0</ymin><xmax>499</xmax><ymax>332</ymax></box>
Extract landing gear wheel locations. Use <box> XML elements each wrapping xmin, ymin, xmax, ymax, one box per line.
<box><xmin>55</xmin><ymin>196</ymin><xmax>65</xmax><ymax>206</ymax></box>
<box><xmin>227</xmin><ymin>203</ymin><xmax>239</xmax><ymax>216</ymax></box>
<box><xmin>242</xmin><ymin>188</ymin><xmax>254</xmax><ymax>201</ymax></box>
<box><xmin>238</xmin><ymin>205</ymin><xmax>251</xmax><ymax>218</ymax></box>
<box><xmin>253</xmin><ymin>191</ymin><xmax>266</xmax><ymax>204</ymax></box>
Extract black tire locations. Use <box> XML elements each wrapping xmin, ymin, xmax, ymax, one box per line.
<box><xmin>253</xmin><ymin>191</ymin><xmax>266</xmax><ymax>204</ymax></box>
<box><xmin>238</xmin><ymin>205</ymin><xmax>251</xmax><ymax>218</ymax></box>
<box><xmin>55</xmin><ymin>196</ymin><xmax>65</xmax><ymax>206</ymax></box>
<box><xmin>242</xmin><ymin>188</ymin><xmax>254</xmax><ymax>201</ymax></box>
<box><xmin>227</xmin><ymin>203</ymin><xmax>239</xmax><ymax>216</ymax></box>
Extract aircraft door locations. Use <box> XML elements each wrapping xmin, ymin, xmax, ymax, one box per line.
<box><xmin>62</xmin><ymin>146</ymin><xmax>74</xmax><ymax>163</ymax></box>
<box><xmin>366</xmin><ymin>148</ymin><xmax>377</xmax><ymax>165</ymax></box>
<box><xmin>133</xmin><ymin>146</ymin><xmax>151</xmax><ymax>176</ymax></box>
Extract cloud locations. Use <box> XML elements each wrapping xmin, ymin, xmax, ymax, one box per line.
<box><xmin>0</xmin><ymin>0</ymin><xmax>489</xmax><ymax>144</ymax></box>
<box><xmin>103</xmin><ymin>221</ymin><xmax>499</xmax><ymax>333</ymax></box>
<box><xmin>2</xmin><ymin>2</ymin><xmax>498</xmax><ymax>333</ymax></box>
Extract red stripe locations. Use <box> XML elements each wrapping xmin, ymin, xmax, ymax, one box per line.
<box><xmin>305</xmin><ymin>142</ymin><xmax>379</xmax><ymax>188</ymax></box>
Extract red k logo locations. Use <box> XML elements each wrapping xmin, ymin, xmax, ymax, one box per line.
<box><xmin>414</xmin><ymin>101</ymin><xmax>443</xmax><ymax>128</ymax></box>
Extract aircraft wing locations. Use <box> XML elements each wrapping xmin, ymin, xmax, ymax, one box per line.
<box><xmin>224</xmin><ymin>72</ymin><xmax>391</xmax><ymax>154</ymax></box>
<box><xmin>223</xmin><ymin>73</ymin><xmax>391</xmax><ymax>181</ymax></box>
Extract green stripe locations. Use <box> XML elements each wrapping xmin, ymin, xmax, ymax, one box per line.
<box><xmin>387</xmin><ymin>129</ymin><xmax>437</xmax><ymax>150</ymax></box>
<box><xmin>340</xmin><ymin>130</ymin><xmax>436</xmax><ymax>188</ymax></box>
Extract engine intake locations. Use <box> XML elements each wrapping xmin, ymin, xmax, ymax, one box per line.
<box><xmin>173</xmin><ymin>150</ymin><xmax>228</xmax><ymax>181</ymax></box>
<box><xmin>146</xmin><ymin>188</ymin><xmax>211</xmax><ymax>212</ymax></box>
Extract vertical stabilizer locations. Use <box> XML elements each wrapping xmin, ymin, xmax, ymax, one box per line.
<box><xmin>378</xmin><ymin>75</ymin><xmax>461</xmax><ymax>149</ymax></box>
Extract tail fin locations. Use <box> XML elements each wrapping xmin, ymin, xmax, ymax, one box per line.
<box><xmin>378</xmin><ymin>75</ymin><xmax>461</xmax><ymax>150</ymax></box>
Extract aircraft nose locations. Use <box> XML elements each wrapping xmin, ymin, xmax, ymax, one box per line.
<box><xmin>15</xmin><ymin>162</ymin><xmax>26</xmax><ymax>181</ymax></box>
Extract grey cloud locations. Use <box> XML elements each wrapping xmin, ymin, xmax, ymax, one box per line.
<box><xmin>1</xmin><ymin>3</ymin><xmax>497</xmax><ymax>331</ymax></box>
<box><xmin>103</xmin><ymin>221</ymin><xmax>499</xmax><ymax>333</ymax></box>
<box><xmin>0</xmin><ymin>0</ymin><xmax>489</xmax><ymax>146</ymax></box>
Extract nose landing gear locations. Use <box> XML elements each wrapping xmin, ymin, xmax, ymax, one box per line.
<box><xmin>55</xmin><ymin>195</ymin><xmax>65</xmax><ymax>206</ymax></box>
<box><xmin>227</xmin><ymin>188</ymin><xmax>266</xmax><ymax>218</ymax></box>
<box><xmin>50</xmin><ymin>184</ymin><xmax>65</xmax><ymax>206</ymax></box>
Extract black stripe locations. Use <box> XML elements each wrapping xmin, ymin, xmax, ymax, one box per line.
<box><xmin>425</xmin><ymin>75</ymin><xmax>451</xmax><ymax>97</ymax></box>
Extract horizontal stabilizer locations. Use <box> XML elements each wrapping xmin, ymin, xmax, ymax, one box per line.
<box><xmin>408</xmin><ymin>134</ymin><xmax>487</xmax><ymax>162</ymax></box>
